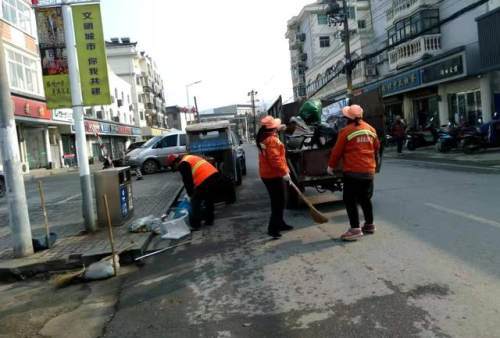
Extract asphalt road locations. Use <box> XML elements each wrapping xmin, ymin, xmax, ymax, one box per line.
<box><xmin>100</xmin><ymin>145</ymin><xmax>500</xmax><ymax>338</ymax></box>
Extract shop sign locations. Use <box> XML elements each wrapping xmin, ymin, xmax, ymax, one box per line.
<box><xmin>73</xmin><ymin>4</ymin><xmax>111</xmax><ymax>106</ymax></box>
<box><xmin>35</xmin><ymin>6</ymin><xmax>72</xmax><ymax>109</ymax></box>
<box><xmin>12</xmin><ymin>96</ymin><xmax>51</xmax><ymax>120</ymax></box>
<box><xmin>381</xmin><ymin>70</ymin><xmax>421</xmax><ymax>97</ymax></box>
<box><xmin>421</xmin><ymin>55</ymin><xmax>465</xmax><ymax>85</ymax></box>
<box><xmin>52</xmin><ymin>109</ymin><xmax>73</xmax><ymax>122</ymax></box>
<box><xmin>73</xmin><ymin>120</ymin><xmax>138</xmax><ymax>136</ymax></box>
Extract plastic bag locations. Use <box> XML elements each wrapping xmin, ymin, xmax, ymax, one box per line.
<box><xmin>128</xmin><ymin>215</ymin><xmax>162</xmax><ymax>234</ymax></box>
<box><xmin>83</xmin><ymin>255</ymin><xmax>120</xmax><ymax>280</ymax></box>
<box><xmin>160</xmin><ymin>211</ymin><xmax>191</xmax><ymax>240</ymax></box>
<box><xmin>299</xmin><ymin>100</ymin><xmax>323</xmax><ymax>124</ymax></box>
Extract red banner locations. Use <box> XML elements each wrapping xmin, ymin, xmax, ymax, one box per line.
<box><xmin>12</xmin><ymin>95</ymin><xmax>51</xmax><ymax>120</ymax></box>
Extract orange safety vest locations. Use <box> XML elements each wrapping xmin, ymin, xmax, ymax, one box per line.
<box><xmin>181</xmin><ymin>155</ymin><xmax>218</xmax><ymax>188</ymax></box>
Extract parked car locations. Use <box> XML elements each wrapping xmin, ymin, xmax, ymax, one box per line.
<box><xmin>126</xmin><ymin>141</ymin><xmax>146</xmax><ymax>154</ymax></box>
<box><xmin>185</xmin><ymin>121</ymin><xmax>246</xmax><ymax>186</ymax></box>
<box><xmin>0</xmin><ymin>171</ymin><xmax>5</xmax><ymax>198</ymax></box>
<box><xmin>124</xmin><ymin>130</ymin><xmax>187</xmax><ymax>175</ymax></box>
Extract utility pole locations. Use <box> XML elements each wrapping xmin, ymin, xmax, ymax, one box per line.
<box><xmin>341</xmin><ymin>0</ymin><xmax>353</xmax><ymax>103</ymax></box>
<box><xmin>248</xmin><ymin>90</ymin><xmax>258</xmax><ymax>140</ymax></box>
<box><xmin>193</xmin><ymin>96</ymin><xmax>200</xmax><ymax>123</ymax></box>
<box><xmin>62</xmin><ymin>3</ymin><xmax>97</xmax><ymax>232</ymax></box>
<box><xmin>0</xmin><ymin>39</ymin><xmax>34</xmax><ymax>257</ymax></box>
<box><xmin>326</xmin><ymin>0</ymin><xmax>353</xmax><ymax>103</ymax></box>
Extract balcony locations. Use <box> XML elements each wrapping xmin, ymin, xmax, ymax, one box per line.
<box><xmin>386</xmin><ymin>0</ymin><xmax>438</xmax><ymax>24</ymax></box>
<box><xmin>388</xmin><ymin>34</ymin><xmax>441</xmax><ymax>70</ymax></box>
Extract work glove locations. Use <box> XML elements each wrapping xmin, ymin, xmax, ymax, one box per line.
<box><xmin>283</xmin><ymin>174</ymin><xmax>291</xmax><ymax>183</ymax></box>
<box><xmin>326</xmin><ymin>166</ymin><xmax>334</xmax><ymax>175</ymax></box>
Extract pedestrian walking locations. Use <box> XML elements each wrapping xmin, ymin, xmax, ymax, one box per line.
<box><xmin>391</xmin><ymin>115</ymin><xmax>406</xmax><ymax>154</ymax></box>
<box><xmin>327</xmin><ymin>105</ymin><xmax>380</xmax><ymax>241</ymax></box>
<box><xmin>172</xmin><ymin>154</ymin><xmax>222</xmax><ymax>230</ymax></box>
<box><xmin>257</xmin><ymin>115</ymin><xmax>293</xmax><ymax>239</ymax></box>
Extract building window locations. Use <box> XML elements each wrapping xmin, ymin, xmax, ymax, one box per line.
<box><xmin>317</xmin><ymin>13</ymin><xmax>328</xmax><ymax>25</ymax></box>
<box><xmin>347</xmin><ymin>6</ymin><xmax>355</xmax><ymax>19</ymax></box>
<box><xmin>2</xmin><ymin>0</ymin><xmax>33</xmax><ymax>35</ymax></box>
<box><xmin>358</xmin><ymin>20</ymin><xmax>366</xmax><ymax>29</ymax></box>
<box><xmin>85</xmin><ymin>108</ymin><xmax>93</xmax><ymax>117</ymax></box>
<box><xmin>96</xmin><ymin>111</ymin><xmax>103</xmax><ymax>120</ymax></box>
<box><xmin>138</xmin><ymin>94</ymin><xmax>142</xmax><ymax>103</ymax></box>
<box><xmin>319</xmin><ymin>36</ymin><xmax>330</xmax><ymax>48</ymax></box>
<box><xmin>388</xmin><ymin>9</ymin><xmax>439</xmax><ymax>46</ymax></box>
<box><xmin>6</xmin><ymin>49</ymin><xmax>41</xmax><ymax>95</ymax></box>
<box><xmin>136</xmin><ymin>76</ymin><xmax>140</xmax><ymax>85</ymax></box>
<box><xmin>140</xmin><ymin>111</ymin><xmax>144</xmax><ymax>120</ymax></box>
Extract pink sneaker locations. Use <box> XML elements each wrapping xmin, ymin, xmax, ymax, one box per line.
<box><xmin>341</xmin><ymin>228</ymin><xmax>363</xmax><ymax>241</ymax></box>
<box><xmin>362</xmin><ymin>224</ymin><xmax>376</xmax><ymax>234</ymax></box>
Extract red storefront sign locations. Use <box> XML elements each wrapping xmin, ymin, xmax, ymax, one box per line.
<box><xmin>12</xmin><ymin>95</ymin><xmax>51</xmax><ymax>120</ymax></box>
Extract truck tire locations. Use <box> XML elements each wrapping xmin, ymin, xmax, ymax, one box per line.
<box><xmin>0</xmin><ymin>177</ymin><xmax>5</xmax><ymax>198</ymax></box>
<box><xmin>241</xmin><ymin>157</ymin><xmax>247</xmax><ymax>176</ymax></box>
<box><xmin>235</xmin><ymin>160</ymin><xmax>242</xmax><ymax>186</ymax></box>
<box><xmin>142</xmin><ymin>159</ymin><xmax>159</xmax><ymax>175</ymax></box>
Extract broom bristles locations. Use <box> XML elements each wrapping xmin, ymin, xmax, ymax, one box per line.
<box><xmin>53</xmin><ymin>267</ymin><xmax>85</xmax><ymax>288</ymax></box>
<box><xmin>310</xmin><ymin>208</ymin><xmax>329</xmax><ymax>224</ymax></box>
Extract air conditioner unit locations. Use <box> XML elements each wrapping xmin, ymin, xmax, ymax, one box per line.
<box><xmin>21</xmin><ymin>162</ymin><xmax>29</xmax><ymax>175</ymax></box>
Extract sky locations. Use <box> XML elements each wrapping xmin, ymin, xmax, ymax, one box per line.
<box><xmin>100</xmin><ymin>0</ymin><xmax>313</xmax><ymax>111</ymax></box>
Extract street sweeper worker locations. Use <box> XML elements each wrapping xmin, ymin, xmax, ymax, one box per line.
<box><xmin>327</xmin><ymin>104</ymin><xmax>380</xmax><ymax>241</ymax></box>
<box><xmin>258</xmin><ymin>115</ymin><xmax>294</xmax><ymax>239</ymax></box>
<box><xmin>172</xmin><ymin>154</ymin><xmax>221</xmax><ymax>230</ymax></box>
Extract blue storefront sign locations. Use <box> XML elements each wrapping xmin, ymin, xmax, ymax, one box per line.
<box><xmin>381</xmin><ymin>70</ymin><xmax>421</xmax><ymax>97</ymax></box>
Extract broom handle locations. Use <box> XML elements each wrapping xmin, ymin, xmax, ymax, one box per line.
<box><xmin>38</xmin><ymin>181</ymin><xmax>51</xmax><ymax>248</ymax></box>
<box><xmin>289</xmin><ymin>182</ymin><xmax>316</xmax><ymax>211</ymax></box>
<box><xmin>103</xmin><ymin>194</ymin><xmax>118</xmax><ymax>276</ymax></box>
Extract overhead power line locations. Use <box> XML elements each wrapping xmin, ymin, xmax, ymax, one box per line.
<box><xmin>307</xmin><ymin>0</ymin><xmax>489</xmax><ymax>98</ymax></box>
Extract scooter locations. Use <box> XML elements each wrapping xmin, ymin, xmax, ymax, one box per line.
<box><xmin>462</xmin><ymin>115</ymin><xmax>500</xmax><ymax>154</ymax></box>
<box><xmin>406</xmin><ymin>118</ymin><xmax>439</xmax><ymax>151</ymax></box>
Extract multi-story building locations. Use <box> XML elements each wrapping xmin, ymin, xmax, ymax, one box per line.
<box><xmin>53</xmin><ymin>68</ymin><xmax>142</xmax><ymax>164</ymax></box>
<box><xmin>0</xmin><ymin>0</ymin><xmax>66</xmax><ymax>172</ymax></box>
<box><xmin>106</xmin><ymin>38</ymin><xmax>168</xmax><ymax>138</ymax></box>
<box><xmin>199</xmin><ymin>104</ymin><xmax>255</xmax><ymax>141</ymax></box>
<box><xmin>165</xmin><ymin>105</ymin><xmax>196</xmax><ymax>131</ymax></box>
<box><xmin>288</xmin><ymin>0</ymin><xmax>500</xmax><ymax>129</ymax></box>
<box><xmin>286</xmin><ymin>0</ymin><xmax>373</xmax><ymax>101</ymax></box>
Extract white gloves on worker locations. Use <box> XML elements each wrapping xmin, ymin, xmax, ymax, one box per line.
<box><xmin>283</xmin><ymin>174</ymin><xmax>291</xmax><ymax>183</ymax></box>
<box><xmin>326</xmin><ymin>166</ymin><xmax>334</xmax><ymax>175</ymax></box>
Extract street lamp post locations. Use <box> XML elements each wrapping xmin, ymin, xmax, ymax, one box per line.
<box><xmin>185</xmin><ymin>80</ymin><xmax>202</xmax><ymax>108</ymax></box>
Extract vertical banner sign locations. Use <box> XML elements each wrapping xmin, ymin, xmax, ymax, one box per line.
<box><xmin>73</xmin><ymin>4</ymin><xmax>111</xmax><ymax>106</ymax></box>
<box><xmin>35</xmin><ymin>7</ymin><xmax>72</xmax><ymax>109</ymax></box>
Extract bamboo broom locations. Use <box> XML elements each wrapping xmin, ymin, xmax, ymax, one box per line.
<box><xmin>289</xmin><ymin>182</ymin><xmax>329</xmax><ymax>224</ymax></box>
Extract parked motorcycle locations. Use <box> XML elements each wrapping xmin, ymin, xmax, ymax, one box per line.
<box><xmin>436</xmin><ymin>121</ymin><xmax>459</xmax><ymax>153</ymax></box>
<box><xmin>462</xmin><ymin>115</ymin><xmax>500</xmax><ymax>154</ymax></box>
<box><xmin>407</xmin><ymin>118</ymin><xmax>439</xmax><ymax>151</ymax></box>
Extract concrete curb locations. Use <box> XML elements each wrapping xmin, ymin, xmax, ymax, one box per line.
<box><xmin>385</xmin><ymin>157</ymin><xmax>500</xmax><ymax>174</ymax></box>
<box><xmin>0</xmin><ymin>185</ymin><xmax>185</xmax><ymax>282</ymax></box>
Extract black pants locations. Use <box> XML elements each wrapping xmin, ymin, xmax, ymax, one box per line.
<box><xmin>190</xmin><ymin>174</ymin><xmax>219</xmax><ymax>228</ymax></box>
<box><xmin>396</xmin><ymin>137</ymin><xmax>405</xmax><ymax>153</ymax></box>
<box><xmin>262</xmin><ymin>177</ymin><xmax>286</xmax><ymax>234</ymax></box>
<box><xmin>343</xmin><ymin>176</ymin><xmax>374</xmax><ymax>229</ymax></box>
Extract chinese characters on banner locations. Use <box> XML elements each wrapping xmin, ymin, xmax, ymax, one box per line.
<box><xmin>72</xmin><ymin>4</ymin><xmax>111</xmax><ymax>106</ymax></box>
<box><xmin>35</xmin><ymin>7</ymin><xmax>72</xmax><ymax>109</ymax></box>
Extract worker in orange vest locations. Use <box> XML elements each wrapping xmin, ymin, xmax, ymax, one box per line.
<box><xmin>173</xmin><ymin>154</ymin><xmax>221</xmax><ymax>230</ymax></box>
<box><xmin>327</xmin><ymin>105</ymin><xmax>380</xmax><ymax>241</ymax></box>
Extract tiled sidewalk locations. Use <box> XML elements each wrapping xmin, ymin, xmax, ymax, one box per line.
<box><xmin>0</xmin><ymin>172</ymin><xmax>183</xmax><ymax>279</ymax></box>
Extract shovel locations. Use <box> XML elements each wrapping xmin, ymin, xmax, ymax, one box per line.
<box><xmin>289</xmin><ymin>182</ymin><xmax>329</xmax><ymax>224</ymax></box>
